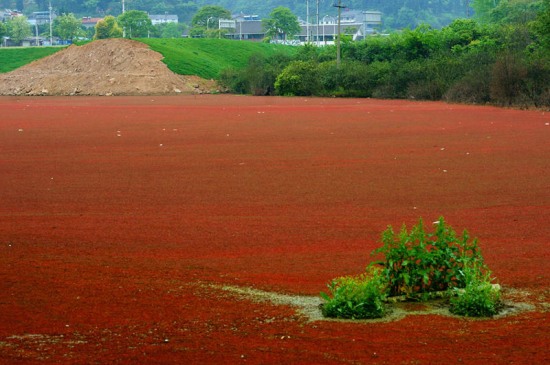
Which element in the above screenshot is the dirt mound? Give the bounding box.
[0,38,219,96]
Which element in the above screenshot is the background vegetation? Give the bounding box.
[1,1,548,108]
[221,0,550,108]
[0,0,473,29]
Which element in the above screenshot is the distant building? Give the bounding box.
[225,19,263,41]
[82,17,103,29]
[363,11,383,34]
[28,10,57,26]
[21,36,45,47]
[234,14,260,22]
[2,9,23,21]
[299,10,382,43]
[224,10,382,43]
[219,18,236,30]
[149,14,178,25]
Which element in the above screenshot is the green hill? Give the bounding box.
[139,38,296,80]
[0,47,65,73]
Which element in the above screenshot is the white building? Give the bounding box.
[28,10,57,26]
[149,14,178,25]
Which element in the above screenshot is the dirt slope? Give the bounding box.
[0,38,219,96]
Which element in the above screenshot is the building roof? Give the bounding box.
[149,14,178,22]
[82,17,103,26]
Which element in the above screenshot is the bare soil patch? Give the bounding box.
[211,283,535,323]
[0,39,219,96]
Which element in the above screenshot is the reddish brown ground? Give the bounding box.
[0,95,548,364]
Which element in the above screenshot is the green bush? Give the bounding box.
[450,263,502,317]
[321,217,503,319]
[444,66,493,104]
[220,52,292,95]
[490,52,528,106]
[218,67,248,94]
[523,55,550,108]
[374,217,483,298]
[317,61,340,93]
[248,53,292,96]
[320,267,387,319]
[274,60,320,96]
[317,61,373,97]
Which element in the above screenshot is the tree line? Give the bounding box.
[0,5,301,45]
[0,10,185,44]
[0,0,474,30]
[220,0,550,108]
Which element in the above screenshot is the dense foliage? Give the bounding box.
[321,217,502,319]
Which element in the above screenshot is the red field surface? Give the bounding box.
[0,95,548,364]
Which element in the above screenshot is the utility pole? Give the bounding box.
[333,0,345,67]
[316,0,319,46]
[49,1,52,45]
[306,0,309,43]
[122,0,126,37]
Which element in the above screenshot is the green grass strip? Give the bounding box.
[139,38,296,80]
[0,46,65,73]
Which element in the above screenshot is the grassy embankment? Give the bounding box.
[0,47,64,73]
[0,39,296,79]
[139,38,296,80]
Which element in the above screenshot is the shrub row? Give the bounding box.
[219,16,550,108]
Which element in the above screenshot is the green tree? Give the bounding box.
[275,60,320,96]
[262,6,301,41]
[93,15,122,40]
[0,21,7,41]
[471,0,501,23]
[118,10,152,38]
[396,6,417,28]
[488,0,543,24]
[190,5,231,38]
[53,13,83,41]
[531,0,550,51]
[154,22,183,39]
[441,19,483,49]
[7,15,32,44]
